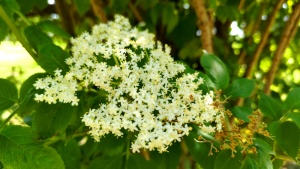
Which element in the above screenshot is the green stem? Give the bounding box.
[0,5,37,60]
[112,55,120,66]
[0,105,19,130]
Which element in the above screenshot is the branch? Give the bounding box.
[0,6,37,60]
[244,0,285,78]
[190,0,213,53]
[128,1,143,22]
[91,0,107,23]
[264,1,300,94]
[238,2,266,65]
[55,0,76,36]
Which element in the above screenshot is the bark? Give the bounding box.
[128,1,143,22]
[91,0,107,23]
[264,1,300,94]
[244,0,285,78]
[55,0,76,36]
[190,0,213,53]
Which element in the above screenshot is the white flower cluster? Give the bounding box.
[34,15,223,153]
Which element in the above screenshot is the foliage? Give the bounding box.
[1,0,300,168]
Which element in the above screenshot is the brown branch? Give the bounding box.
[244,0,285,78]
[238,3,266,64]
[128,1,143,22]
[264,1,300,94]
[238,0,246,11]
[190,0,213,53]
[55,0,76,36]
[91,0,107,23]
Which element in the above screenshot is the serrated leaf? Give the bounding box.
[0,126,64,169]
[214,149,241,169]
[33,103,76,139]
[74,0,90,16]
[19,73,47,116]
[286,113,300,128]
[0,78,18,111]
[231,106,252,122]
[275,121,299,158]
[52,139,81,169]
[38,20,71,40]
[37,44,70,74]
[200,52,230,89]
[24,25,53,52]
[258,94,283,120]
[285,88,300,111]
[88,155,123,169]
[225,78,255,99]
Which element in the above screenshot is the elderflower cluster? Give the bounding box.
[33,15,224,153]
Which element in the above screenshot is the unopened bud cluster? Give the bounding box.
[34,15,224,153]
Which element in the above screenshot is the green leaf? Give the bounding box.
[52,139,81,169]
[257,148,273,169]
[254,138,274,155]
[200,52,230,89]
[94,133,126,156]
[162,2,178,34]
[37,44,70,74]
[285,87,300,111]
[0,78,18,111]
[231,106,252,122]
[19,73,47,116]
[74,0,90,16]
[184,128,216,169]
[241,155,259,169]
[88,155,123,169]
[0,126,64,169]
[24,25,53,52]
[0,18,8,42]
[33,103,76,139]
[0,0,20,18]
[225,78,255,99]
[214,149,241,169]
[38,20,71,40]
[274,121,299,158]
[126,154,158,169]
[33,0,48,10]
[149,142,181,169]
[258,94,283,120]
[286,112,300,128]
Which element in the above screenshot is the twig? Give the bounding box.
[190,0,213,53]
[264,1,300,94]
[0,6,37,60]
[91,0,108,23]
[128,1,143,22]
[244,0,285,78]
[0,106,19,130]
[238,2,266,65]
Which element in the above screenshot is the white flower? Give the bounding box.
[34,15,224,153]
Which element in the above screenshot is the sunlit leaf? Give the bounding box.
[0,126,64,169]
[258,94,283,120]
[0,78,18,111]
[200,52,230,89]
